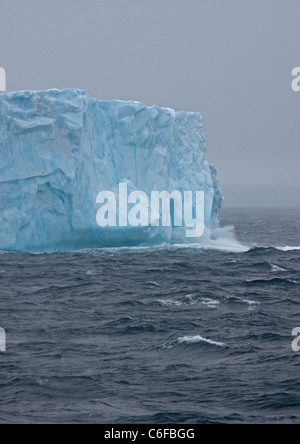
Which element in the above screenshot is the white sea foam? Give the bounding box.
[200,299,220,307]
[146,281,161,287]
[185,294,220,308]
[225,296,260,306]
[160,335,227,350]
[269,262,286,272]
[241,299,260,306]
[177,335,226,347]
[169,226,250,253]
[276,246,300,252]
[156,295,220,308]
[157,299,183,307]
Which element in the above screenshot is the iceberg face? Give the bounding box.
[0,89,223,253]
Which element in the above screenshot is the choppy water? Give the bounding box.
[0,208,300,424]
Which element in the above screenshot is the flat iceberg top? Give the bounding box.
[0,88,223,253]
[0,88,202,117]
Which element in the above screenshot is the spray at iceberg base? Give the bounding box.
[0,89,223,253]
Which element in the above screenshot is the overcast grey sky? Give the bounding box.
[0,0,300,204]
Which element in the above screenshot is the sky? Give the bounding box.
[0,0,299,206]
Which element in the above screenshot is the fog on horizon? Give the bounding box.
[1,0,300,206]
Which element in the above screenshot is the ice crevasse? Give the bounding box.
[0,89,223,253]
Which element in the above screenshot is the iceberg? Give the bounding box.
[0,89,223,253]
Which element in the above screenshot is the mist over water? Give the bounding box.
[0,208,300,424]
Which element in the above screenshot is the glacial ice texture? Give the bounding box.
[0,89,223,253]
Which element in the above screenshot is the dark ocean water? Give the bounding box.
[0,207,300,424]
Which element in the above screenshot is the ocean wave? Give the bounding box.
[177,336,227,347]
[159,335,227,350]
[224,296,260,306]
[154,295,220,308]
[146,281,161,287]
[269,262,287,272]
[246,245,300,255]
[275,246,300,252]
[72,232,300,256]
[156,299,183,307]
[185,294,220,308]
[246,277,299,286]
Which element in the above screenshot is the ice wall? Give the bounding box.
[0,89,223,252]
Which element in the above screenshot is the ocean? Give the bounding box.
[0,207,300,424]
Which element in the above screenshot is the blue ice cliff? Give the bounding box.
[0,89,223,253]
